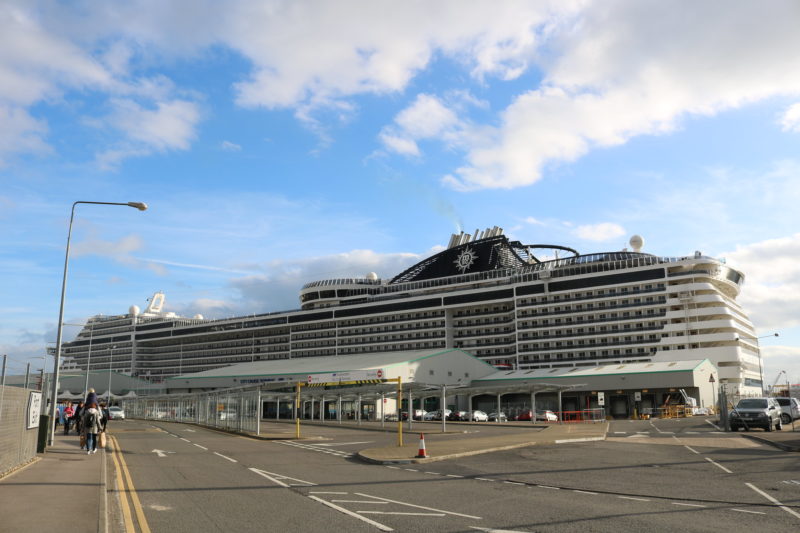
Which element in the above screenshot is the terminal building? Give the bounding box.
[163,349,718,420]
[53,227,762,397]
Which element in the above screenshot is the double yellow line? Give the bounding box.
[109,435,151,533]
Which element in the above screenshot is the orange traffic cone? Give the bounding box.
[416,433,428,458]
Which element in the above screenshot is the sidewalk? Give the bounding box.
[740,423,800,452]
[0,433,106,532]
[358,422,608,464]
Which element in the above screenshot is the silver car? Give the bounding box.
[729,397,782,431]
[774,397,800,424]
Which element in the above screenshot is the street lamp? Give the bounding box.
[49,201,148,446]
[107,344,116,404]
[63,322,94,399]
[735,332,779,396]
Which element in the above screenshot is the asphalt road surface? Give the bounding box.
[108,417,800,532]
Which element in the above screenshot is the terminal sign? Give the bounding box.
[597,392,605,406]
[307,369,385,384]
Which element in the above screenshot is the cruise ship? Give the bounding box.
[53,227,764,395]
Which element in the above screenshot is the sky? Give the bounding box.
[1,0,799,387]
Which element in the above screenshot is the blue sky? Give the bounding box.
[1,0,799,386]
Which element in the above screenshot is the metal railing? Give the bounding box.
[120,387,262,434]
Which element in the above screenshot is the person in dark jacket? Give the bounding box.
[73,401,85,441]
[85,388,98,409]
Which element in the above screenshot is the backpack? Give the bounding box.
[85,411,97,428]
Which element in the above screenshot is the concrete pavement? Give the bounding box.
[0,433,106,533]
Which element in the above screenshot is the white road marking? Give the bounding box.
[475,478,495,482]
[151,449,175,458]
[404,468,419,472]
[446,474,464,478]
[193,443,207,450]
[309,492,348,495]
[706,420,722,431]
[686,431,699,434]
[185,429,195,432]
[684,445,700,454]
[313,442,373,447]
[470,526,525,533]
[307,495,393,532]
[213,452,237,463]
[358,511,445,517]
[180,438,190,442]
[503,481,524,486]
[385,466,400,470]
[332,500,388,504]
[705,458,733,474]
[573,490,598,495]
[672,502,706,508]
[619,496,650,502]
[424,472,440,475]
[613,432,627,434]
[537,485,560,490]
[354,492,482,519]
[731,508,765,515]
[248,468,317,488]
[745,482,800,519]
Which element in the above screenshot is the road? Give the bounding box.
[108,417,800,532]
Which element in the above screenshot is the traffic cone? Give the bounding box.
[416,433,428,458]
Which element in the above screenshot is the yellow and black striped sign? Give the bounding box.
[306,379,384,388]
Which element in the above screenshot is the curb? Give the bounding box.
[741,434,800,452]
[357,433,608,465]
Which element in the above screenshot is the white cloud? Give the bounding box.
[724,233,800,331]
[379,92,478,157]
[780,102,800,133]
[0,105,50,165]
[220,140,241,151]
[573,222,625,242]
[225,248,422,314]
[445,1,800,189]
[95,98,201,168]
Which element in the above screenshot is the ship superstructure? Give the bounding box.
[53,227,763,395]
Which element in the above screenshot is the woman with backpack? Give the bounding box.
[82,401,103,455]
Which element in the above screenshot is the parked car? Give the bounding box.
[488,411,508,422]
[108,406,125,420]
[516,409,558,422]
[423,409,451,421]
[384,413,399,422]
[729,397,782,431]
[412,409,427,420]
[773,397,800,424]
[470,410,489,422]
[447,410,468,421]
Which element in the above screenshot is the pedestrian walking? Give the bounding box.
[63,402,74,435]
[73,401,85,447]
[82,402,104,454]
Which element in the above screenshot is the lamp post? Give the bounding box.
[737,332,779,396]
[64,322,94,399]
[49,201,147,446]
[108,345,116,404]
[755,333,779,396]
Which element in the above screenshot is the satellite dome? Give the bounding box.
[193,314,204,320]
[366,272,378,281]
[629,235,644,253]
[129,305,140,316]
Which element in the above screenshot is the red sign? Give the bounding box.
[307,375,312,384]
[377,369,383,379]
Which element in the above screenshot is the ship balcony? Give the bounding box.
[519,337,657,353]
[452,308,515,319]
[454,338,517,349]
[453,328,515,339]
[518,324,662,341]
[337,323,443,337]
[453,316,515,327]
[515,286,666,308]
